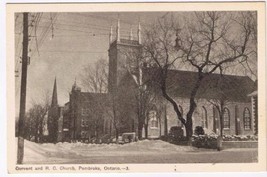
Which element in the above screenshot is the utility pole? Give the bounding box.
[17,12,29,164]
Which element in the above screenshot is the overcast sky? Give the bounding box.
[15,11,257,116]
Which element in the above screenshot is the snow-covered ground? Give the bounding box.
[21,139,193,163]
[18,139,257,164]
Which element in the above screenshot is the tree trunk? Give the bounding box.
[220,114,224,136]
[159,69,203,140]
[34,134,38,143]
[35,117,40,143]
[185,117,193,139]
[144,124,148,139]
[164,105,168,136]
[35,125,39,143]
[39,125,43,143]
[137,123,143,139]
[184,75,203,139]
[115,128,119,140]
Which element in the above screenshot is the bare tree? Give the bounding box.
[205,76,231,136]
[120,45,163,139]
[88,93,124,141]
[24,90,50,143]
[80,58,108,93]
[143,12,256,139]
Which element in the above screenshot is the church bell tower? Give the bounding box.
[108,19,142,94]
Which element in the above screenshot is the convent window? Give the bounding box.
[148,110,158,128]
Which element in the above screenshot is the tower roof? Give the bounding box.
[51,77,58,107]
[72,78,81,92]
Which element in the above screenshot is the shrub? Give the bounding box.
[192,134,220,149]
[194,126,205,135]
[168,126,185,143]
[160,135,168,142]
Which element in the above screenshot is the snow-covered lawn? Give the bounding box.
[19,139,257,164]
[21,139,193,163]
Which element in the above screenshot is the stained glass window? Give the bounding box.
[243,107,251,130]
[202,106,208,128]
[223,108,230,129]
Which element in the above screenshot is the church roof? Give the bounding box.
[79,92,110,104]
[142,68,256,102]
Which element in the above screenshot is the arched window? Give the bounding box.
[148,110,158,128]
[223,108,230,129]
[243,107,251,130]
[201,106,208,128]
[213,106,217,132]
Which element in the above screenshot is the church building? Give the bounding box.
[51,19,257,142]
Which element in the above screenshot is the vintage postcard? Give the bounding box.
[6,2,266,173]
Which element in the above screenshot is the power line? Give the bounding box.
[16,13,52,77]
[74,13,139,26]
[37,13,58,52]
[34,13,42,56]
[39,50,107,54]
[74,13,150,28]
[19,12,141,63]
[38,21,126,33]
[30,13,59,59]
[54,26,92,34]
[15,13,38,77]
[34,16,51,50]
[55,22,110,32]
[53,33,109,37]
[41,15,136,33]
[36,24,131,37]
[15,23,23,66]
[41,15,111,30]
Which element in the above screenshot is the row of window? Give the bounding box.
[81,107,252,130]
[222,107,251,130]
[202,107,252,130]
[148,106,252,130]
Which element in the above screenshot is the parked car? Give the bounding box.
[122,132,136,143]
[117,136,124,144]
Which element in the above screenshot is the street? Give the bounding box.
[22,139,258,164]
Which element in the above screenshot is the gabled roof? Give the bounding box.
[142,67,256,102]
